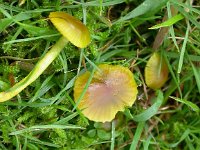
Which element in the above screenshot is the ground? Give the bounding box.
[0,0,200,149]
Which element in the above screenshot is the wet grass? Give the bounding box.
[0,0,200,149]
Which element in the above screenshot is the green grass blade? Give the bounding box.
[166,51,200,62]
[133,90,163,122]
[100,50,128,62]
[172,2,200,29]
[83,53,101,72]
[130,121,145,150]
[59,50,68,87]
[163,52,182,102]
[3,34,59,44]
[169,129,190,147]
[0,18,13,33]
[73,51,101,111]
[185,137,196,150]
[72,67,95,111]
[8,120,21,150]
[54,112,78,125]
[116,0,168,23]
[178,21,190,73]
[65,93,89,125]
[9,124,84,135]
[17,22,57,37]
[143,135,152,150]
[170,0,200,15]
[1,101,52,107]
[0,6,12,18]
[110,121,115,150]
[4,26,23,52]
[167,2,180,52]
[170,96,199,112]
[190,62,200,94]
[84,0,124,6]
[30,74,55,102]
[149,14,184,29]
[49,77,76,105]
[21,135,60,148]
[0,7,36,33]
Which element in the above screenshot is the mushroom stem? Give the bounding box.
[0,36,68,102]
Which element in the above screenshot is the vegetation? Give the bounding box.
[0,0,200,149]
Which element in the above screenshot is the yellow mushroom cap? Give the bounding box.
[145,52,169,89]
[74,64,138,122]
[49,12,90,48]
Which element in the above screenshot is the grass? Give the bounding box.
[0,0,200,149]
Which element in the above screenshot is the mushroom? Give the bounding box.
[145,52,169,89]
[0,12,90,102]
[74,64,138,122]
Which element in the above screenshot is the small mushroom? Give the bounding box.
[74,64,138,122]
[49,12,90,48]
[145,52,169,89]
[0,12,90,102]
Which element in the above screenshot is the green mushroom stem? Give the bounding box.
[0,36,68,102]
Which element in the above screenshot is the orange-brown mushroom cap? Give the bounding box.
[74,64,138,122]
[145,52,169,89]
[49,12,90,48]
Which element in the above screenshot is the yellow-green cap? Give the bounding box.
[49,12,90,48]
[145,52,169,89]
[74,64,138,122]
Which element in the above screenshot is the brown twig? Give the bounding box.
[152,6,178,50]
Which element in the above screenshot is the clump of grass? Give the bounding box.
[0,0,200,149]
